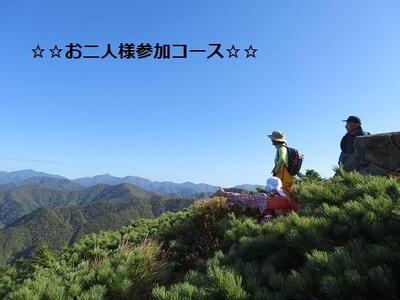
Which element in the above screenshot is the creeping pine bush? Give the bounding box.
[0,197,239,299]
[154,172,400,300]
[7,240,169,300]
[2,171,400,299]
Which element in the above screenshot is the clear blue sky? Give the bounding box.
[1,1,399,186]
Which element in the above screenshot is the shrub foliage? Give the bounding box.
[1,171,400,299]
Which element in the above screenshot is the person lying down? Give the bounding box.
[216,177,301,218]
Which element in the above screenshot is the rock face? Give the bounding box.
[343,132,400,175]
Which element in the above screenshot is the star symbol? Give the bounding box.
[50,45,62,58]
[244,45,257,58]
[226,45,240,58]
[32,45,44,58]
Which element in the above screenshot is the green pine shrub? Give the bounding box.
[155,172,400,299]
[1,171,400,299]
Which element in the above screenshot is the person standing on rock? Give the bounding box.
[339,116,369,166]
[268,131,294,192]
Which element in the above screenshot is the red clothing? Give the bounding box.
[225,192,301,215]
[265,194,301,216]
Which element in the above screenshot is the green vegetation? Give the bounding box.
[1,171,399,299]
[0,183,154,226]
[0,184,195,266]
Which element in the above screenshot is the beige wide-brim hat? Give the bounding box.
[267,131,286,142]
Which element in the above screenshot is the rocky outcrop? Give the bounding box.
[343,132,400,175]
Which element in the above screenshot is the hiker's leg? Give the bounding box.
[276,166,294,193]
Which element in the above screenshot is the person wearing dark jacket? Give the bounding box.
[339,115,368,165]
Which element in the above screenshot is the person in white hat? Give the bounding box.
[265,176,286,196]
[267,131,294,192]
[216,176,300,218]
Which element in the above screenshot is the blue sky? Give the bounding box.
[1,1,399,186]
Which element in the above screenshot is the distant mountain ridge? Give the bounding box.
[0,183,195,265]
[73,173,218,196]
[0,181,154,226]
[0,170,262,266]
[0,170,261,266]
[0,169,261,196]
[0,169,65,185]
[0,176,84,192]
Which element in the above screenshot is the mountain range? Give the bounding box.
[0,170,222,196]
[0,169,260,265]
[73,173,219,196]
[0,182,195,265]
[0,169,261,196]
[0,169,64,185]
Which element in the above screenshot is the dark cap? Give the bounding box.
[342,115,361,124]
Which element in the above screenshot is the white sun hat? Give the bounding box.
[265,177,286,196]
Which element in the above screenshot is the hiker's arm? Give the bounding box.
[274,146,287,174]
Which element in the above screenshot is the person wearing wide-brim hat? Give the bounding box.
[267,131,294,192]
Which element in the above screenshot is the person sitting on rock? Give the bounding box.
[339,115,369,167]
[216,177,301,219]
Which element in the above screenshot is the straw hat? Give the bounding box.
[267,131,286,143]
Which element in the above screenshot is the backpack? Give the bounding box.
[284,146,304,176]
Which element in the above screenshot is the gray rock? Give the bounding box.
[344,132,400,175]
